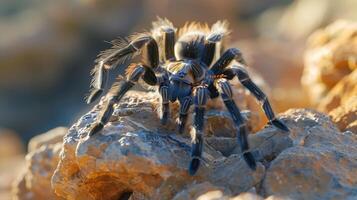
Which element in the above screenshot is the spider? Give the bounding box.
[85,18,289,175]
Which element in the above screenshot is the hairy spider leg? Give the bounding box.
[88,64,156,136]
[210,48,246,74]
[201,38,217,67]
[87,33,159,104]
[231,66,289,132]
[159,84,170,125]
[163,28,176,61]
[177,96,192,134]
[215,79,257,170]
[189,85,209,175]
[210,47,289,132]
[151,17,176,61]
[201,26,227,67]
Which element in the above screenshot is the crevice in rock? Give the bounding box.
[118,191,133,200]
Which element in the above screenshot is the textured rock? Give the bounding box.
[318,70,357,132]
[174,184,264,200]
[329,96,357,133]
[12,127,67,200]
[15,93,357,199]
[318,69,357,113]
[51,92,265,200]
[258,109,357,200]
[172,182,231,200]
[302,20,357,105]
[28,127,68,152]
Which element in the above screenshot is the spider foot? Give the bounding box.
[243,151,256,170]
[188,157,201,175]
[88,123,104,137]
[270,119,289,132]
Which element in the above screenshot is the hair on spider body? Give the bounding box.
[86,17,290,175]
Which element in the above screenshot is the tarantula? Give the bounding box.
[86,18,289,175]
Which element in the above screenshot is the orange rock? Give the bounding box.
[261,109,357,200]
[318,68,357,113]
[302,20,357,105]
[329,97,357,133]
[318,61,357,132]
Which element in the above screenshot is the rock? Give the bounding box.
[173,184,266,200]
[230,192,264,200]
[16,92,357,199]
[233,109,338,160]
[317,69,357,132]
[12,127,68,200]
[329,97,357,133]
[302,20,357,105]
[28,127,68,152]
[172,182,231,200]
[318,69,357,113]
[51,92,265,200]
[254,109,357,200]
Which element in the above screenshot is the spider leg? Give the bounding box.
[210,48,246,74]
[177,96,192,134]
[210,47,289,132]
[88,64,147,136]
[87,33,159,104]
[215,78,256,170]
[201,20,229,67]
[163,28,176,61]
[189,85,209,175]
[159,84,170,125]
[151,17,176,61]
[225,66,289,132]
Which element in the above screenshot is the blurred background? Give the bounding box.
[1,0,356,199]
[1,0,356,150]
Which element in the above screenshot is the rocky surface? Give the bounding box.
[302,20,356,133]
[50,92,266,200]
[318,69,357,132]
[12,127,68,200]
[260,110,357,200]
[302,20,357,105]
[13,91,357,200]
[328,98,356,133]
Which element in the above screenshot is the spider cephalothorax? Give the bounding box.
[86,18,289,175]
